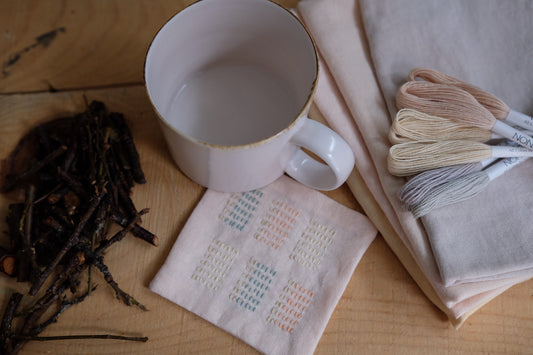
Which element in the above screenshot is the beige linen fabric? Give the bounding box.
[359,0,533,285]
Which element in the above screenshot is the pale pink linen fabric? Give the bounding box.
[150,175,377,355]
[297,0,532,319]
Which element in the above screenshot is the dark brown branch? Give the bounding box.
[92,194,111,245]
[2,145,67,192]
[116,179,138,220]
[90,255,147,311]
[29,191,105,296]
[21,291,61,336]
[88,195,111,292]
[61,141,77,173]
[0,292,23,352]
[5,203,24,248]
[18,252,85,319]
[33,183,60,204]
[23,185,39,278]
[45,185,69,204]
[43,216,64,233]
[16,334,148,342]
[95,208,148,255]
[109,112,146,184]
[57,169,86,199]
[15,186,37,283]
[30,288,94,336]
[112,145,135,190]
[110,212,158,246]
[46,252,86,297]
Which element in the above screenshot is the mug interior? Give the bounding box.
[145,0,317,146]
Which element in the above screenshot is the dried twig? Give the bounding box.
[16,334,148,342]
[0,101,155,354]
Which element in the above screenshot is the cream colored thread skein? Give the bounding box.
[407,68,533,131]
[389,108,495,144]
[387,140,533,176]
[396,81,533,150]
[398,139,513,205]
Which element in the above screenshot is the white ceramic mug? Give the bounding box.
[145,0,354,192]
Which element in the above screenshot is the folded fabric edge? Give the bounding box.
[343,166,533,329]
[343,166,466,326]
[445,266,533,288]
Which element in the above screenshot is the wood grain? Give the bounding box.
[0,0,299,94]
[0,0,532,354]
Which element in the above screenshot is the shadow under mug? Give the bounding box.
[145,0,354,192]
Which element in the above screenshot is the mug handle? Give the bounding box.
[285,117,355,191]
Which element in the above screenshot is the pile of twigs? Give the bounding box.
[0,101,156,354]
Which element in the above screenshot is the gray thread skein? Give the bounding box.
[399,155,501,205]
[410,157,527,218]
[409,171,490,218]
[399,162,483,206]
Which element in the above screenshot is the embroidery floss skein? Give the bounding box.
[396,81,533,150]
[389,109,499,144]
[408,68,533,131]
[398,136,513,204]
[398,158,496,206]
[387,140,533,176]
[409,157,528,218]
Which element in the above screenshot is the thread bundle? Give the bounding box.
[409,157,527,218]
[409,67,533,130]
[398,160,494,206]
[389,109,501,144]
[388,68,531,217]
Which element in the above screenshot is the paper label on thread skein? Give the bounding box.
[492,120,533,149]
[505,109,533,129]
[490,145,533,158]
[479,157,498,168]
[484,156,528,181]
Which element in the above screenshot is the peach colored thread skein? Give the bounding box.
[395,81,533,150]
[396,81,495,130]
[407,68,509,119]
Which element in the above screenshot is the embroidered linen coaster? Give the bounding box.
[150,175,376,355]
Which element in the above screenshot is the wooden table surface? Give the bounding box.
[0,1,532,354]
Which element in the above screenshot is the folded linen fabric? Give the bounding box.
[309,48,528,323]
[359,0,533,285]
[297,0,533,322]
[150,175,376,355]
